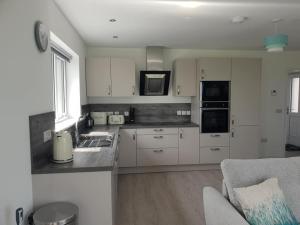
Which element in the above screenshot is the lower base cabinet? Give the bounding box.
[178,128,199,164]
[137,148,179,166]
[230,125,260,159]
[200,147,229,164]
[32,171,117,225]
[118,129,137,167]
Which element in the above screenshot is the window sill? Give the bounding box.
[55,118,76,132]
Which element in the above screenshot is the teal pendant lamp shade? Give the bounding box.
[264,34,288,52]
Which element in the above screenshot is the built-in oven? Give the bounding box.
[201,107,229,133]
[201,81,229,102]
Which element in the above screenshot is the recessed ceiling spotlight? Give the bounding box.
[231,16,248,24]
[113,35,118,39]
[109,19,117,22]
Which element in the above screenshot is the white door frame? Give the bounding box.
[284,70,300,146]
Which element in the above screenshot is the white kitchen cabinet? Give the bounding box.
[178,127,199,165]
[86,57,136,97]
[200,147,230,164]
[231,58,261,126]
[118,129,137,167]
[137,147,179,166]
[32,171,117,225]
[197,57,231,81]
[173,59,197,96]
[230,126,260,159]
[86,57,111,97]
[111,58,136,96]
[137,134,178,149]
[200,133,230,147]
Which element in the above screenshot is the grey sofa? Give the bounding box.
[203,157,300,225]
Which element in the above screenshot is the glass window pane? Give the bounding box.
[291,77,299,113]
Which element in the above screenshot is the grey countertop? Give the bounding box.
[121,122,199,129]
[32,126,120,174]
[32,122,198,175]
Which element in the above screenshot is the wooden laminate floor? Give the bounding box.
[117,170,223,225]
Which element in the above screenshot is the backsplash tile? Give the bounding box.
[90,103,191,123]
[29,111,55,170]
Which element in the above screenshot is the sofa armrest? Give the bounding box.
[203,187,249,225]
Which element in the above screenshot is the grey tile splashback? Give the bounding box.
[90,103,191,123]
[29,111,55,170]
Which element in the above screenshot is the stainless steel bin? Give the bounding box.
[33,202,78,225]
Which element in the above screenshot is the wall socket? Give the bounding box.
[181,110,187,116]
[43,130,52,143]
[177,110,182,116]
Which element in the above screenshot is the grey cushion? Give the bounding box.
[221,158,300,221]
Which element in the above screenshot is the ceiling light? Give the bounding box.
[158,1,204,8]
[109,19,117,22]
[264,19,288,52]
[231,16,248,24]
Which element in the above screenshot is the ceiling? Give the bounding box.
[54,0,300,50]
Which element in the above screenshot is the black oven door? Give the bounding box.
[201,109,229,133]
[201,81,229,102]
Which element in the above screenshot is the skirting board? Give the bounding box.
[118,164,220,174]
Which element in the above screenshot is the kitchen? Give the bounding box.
[2,1,300,225]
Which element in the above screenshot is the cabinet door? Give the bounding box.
[230,126,260,159]
[178,128,199,164]
[198,57,231,81]
[86,57,111,97]
[174,59,197,96]
[118,129,137,167]
[111,58,136,96]
[231,58,261,126]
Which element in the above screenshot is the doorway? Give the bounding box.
[286,71,300,157]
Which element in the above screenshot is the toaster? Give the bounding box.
[108,115,125,125]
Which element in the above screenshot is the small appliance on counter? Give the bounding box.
[85,113,94,128]
[53,131,73,163]
[129,106,135,123]
[108,115,125,125]
[91,112,107,125]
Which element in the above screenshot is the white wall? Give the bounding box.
[0,0,86,224]
[87,47,300,158]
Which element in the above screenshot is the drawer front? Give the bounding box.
[137,128,178,135]
[200,147,229,164]
[200,133,230,147]
[137,134,178,149]
[137,148,178,166]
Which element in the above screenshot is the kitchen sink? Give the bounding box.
[77,133,114,148]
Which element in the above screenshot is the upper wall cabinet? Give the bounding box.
[173,59,197,96]
[231,58,261,126]
[86,57,111,97]
[197,57,231,81]
[86,57,136,97]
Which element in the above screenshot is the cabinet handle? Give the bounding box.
[201,69,205,80]
[180,129,183,139]
[133,134,136,141]
[231,131,235,138]
[210,134,221,138]
[132,86,135,96]
[210,148,221,151]
[153,128,163,132]
[108,85,111,96]
[153,135,164,139]
[153,149,164,153]
[232,120,235,125]
[177,85,180,95]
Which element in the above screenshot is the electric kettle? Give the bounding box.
[53,131,73,163]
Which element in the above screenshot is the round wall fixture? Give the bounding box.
[34,21,49,52]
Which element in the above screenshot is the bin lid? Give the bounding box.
[33,202,78,225]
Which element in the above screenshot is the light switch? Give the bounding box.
[43,130,52,143]
[114,111,119,115]
[177,110,182,116]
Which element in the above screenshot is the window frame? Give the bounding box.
[52,50,69,123]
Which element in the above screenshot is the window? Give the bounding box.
[289,74,300,114]
[52,51,68,122]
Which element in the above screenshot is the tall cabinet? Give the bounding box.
[230,58,261,159]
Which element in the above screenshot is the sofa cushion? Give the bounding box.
[234,177,298,225]
[221,158,300,221]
